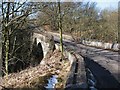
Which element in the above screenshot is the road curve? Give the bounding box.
[52,34,120,89]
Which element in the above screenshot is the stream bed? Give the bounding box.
[45,75,58,89]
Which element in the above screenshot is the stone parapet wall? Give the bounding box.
[55,43,87,89]
[82,40,119,51]
[48,32,119,51]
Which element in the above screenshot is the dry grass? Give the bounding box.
[0,50,71,89]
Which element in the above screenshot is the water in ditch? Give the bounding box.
[45,75,58,89]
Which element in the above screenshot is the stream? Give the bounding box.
[45,75,58,89]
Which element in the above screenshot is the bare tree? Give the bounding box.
[58,1,63,60]
[1,1,36,77]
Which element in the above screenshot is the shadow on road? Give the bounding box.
[84,56,120,89]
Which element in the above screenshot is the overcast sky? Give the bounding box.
[83,0,119,10]
[0,0,119,11]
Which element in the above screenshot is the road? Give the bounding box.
[52,34,120,89]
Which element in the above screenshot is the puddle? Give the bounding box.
[45,75,58,89]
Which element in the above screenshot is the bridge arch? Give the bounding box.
[32,32,55,57]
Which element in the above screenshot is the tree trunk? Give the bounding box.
[4,2,10,77]
[58,1,63,61]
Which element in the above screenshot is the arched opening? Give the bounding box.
[36,42,44,63]
[31,38,44,67]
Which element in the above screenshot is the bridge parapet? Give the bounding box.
[55,44,87,89]
[82,40,119,51]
